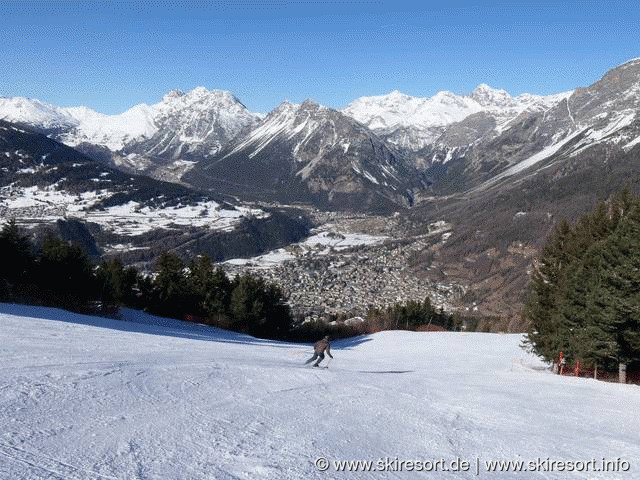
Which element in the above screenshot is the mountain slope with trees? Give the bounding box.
[523,190,640,377]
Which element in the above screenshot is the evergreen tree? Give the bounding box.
[524,191,640,370]
[229,273,291,338]
[0,219,35,291]
[95,258,138,306]
[37,235,95,306]
[152,252,190,318]
[187,256,232,319]
[203,266,232,319]
[583,215,640,365]
[524,219,575,361]
[558,241,618,367]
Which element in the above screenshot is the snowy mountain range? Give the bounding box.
[0,83,570,163]
[0,88,259,181]
[0,120,309,263]
[2,59,640,213]
[184,99,425,211]
[342,85,572,150]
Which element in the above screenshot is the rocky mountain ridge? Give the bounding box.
[184,99,426,211]
[0,88,259,182]
[431,58,640,196]
[342,84,572,152]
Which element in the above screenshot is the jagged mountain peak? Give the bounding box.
[299,98,328,111]
[158,86,249,112]
[260,99,333,129]
[0,88,260,176]
[163,89,186,100]
[470,84,514,108]
[185,96,421,211]
[268,99,300,115]
[472,83,494,92]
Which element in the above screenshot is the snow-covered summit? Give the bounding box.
[0,96,78,130]
[158,86,249,114]
[0,87,259,153]
[342,85,572,149]
[343,89,480,132]
[226,98,339,152]
[470,84,515,108]
[515,91,574,110]
[60,103,158,151]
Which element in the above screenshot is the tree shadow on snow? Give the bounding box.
[0,303,293,349]
[333,336,373,349]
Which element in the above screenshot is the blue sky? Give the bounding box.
[1,0,639,114]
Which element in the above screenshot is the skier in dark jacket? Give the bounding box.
[305,335,333,367]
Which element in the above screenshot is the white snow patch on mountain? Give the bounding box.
[499,131,583,176]
[624,134,640,151]
[61,104,158,151]
[224,101,306,159]
[343,87,573,149]
[470,130,585,193]
[0,185,264,236]
[225,226,389,268]
[1,303,639,479]
[0,96,78,129]
[585,111,637,143]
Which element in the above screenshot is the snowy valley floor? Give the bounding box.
[1,304,639,479]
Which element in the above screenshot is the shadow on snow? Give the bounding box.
[0,303,374,351]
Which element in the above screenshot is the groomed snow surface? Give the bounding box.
[1,304,638,479]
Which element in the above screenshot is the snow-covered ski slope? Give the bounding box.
[1,304,638,479]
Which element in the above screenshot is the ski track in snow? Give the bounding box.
[1,303,639,479]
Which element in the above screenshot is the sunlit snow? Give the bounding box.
[0,185,263,236]
[225,226,389,268]
[1,304,638,479]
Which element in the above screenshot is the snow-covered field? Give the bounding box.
[1,304,639,479]
[0,185,263,237]
[225,227,389,268]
